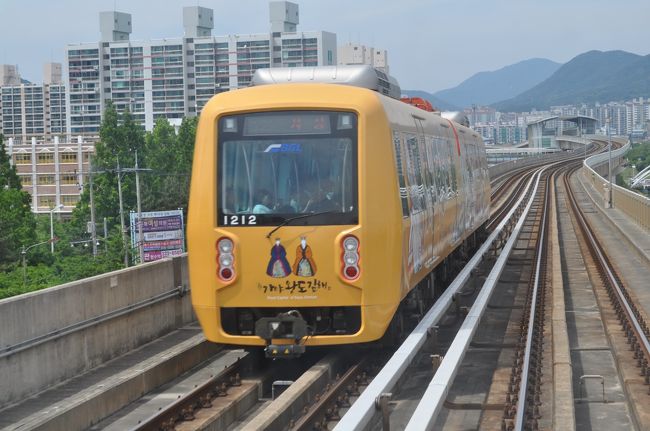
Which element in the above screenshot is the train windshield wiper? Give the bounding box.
[266,211,336,239]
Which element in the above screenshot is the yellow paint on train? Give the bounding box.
[188,83,490,349]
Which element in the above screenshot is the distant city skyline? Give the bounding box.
[1,0,650,92]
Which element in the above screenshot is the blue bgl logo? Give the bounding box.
[264,143,302,153]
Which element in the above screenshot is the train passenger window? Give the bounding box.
[217,111,358,226]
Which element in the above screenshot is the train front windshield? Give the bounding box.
[217,111,358,227]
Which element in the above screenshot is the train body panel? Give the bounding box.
[188,81,489,351]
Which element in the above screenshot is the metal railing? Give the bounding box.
[583,141,650,231]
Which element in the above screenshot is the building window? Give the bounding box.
[14,153,31,164]
[61,195,79,206]
[38,196,56,208]
[61,173,78,185]
[37,175,55,185]
[60,153,78,163]
[37,153,55,164]
[20,175,32,186]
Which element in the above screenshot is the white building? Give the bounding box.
[338,42,389,73]
[65,2,337,133]
[5,136,94,214]
[0,63,67,144]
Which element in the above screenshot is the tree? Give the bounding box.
[141,116,196,212]
[0,134,21,190]
[67,102,146,264]
[0,135,36,265]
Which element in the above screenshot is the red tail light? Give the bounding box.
[341,235,360,280]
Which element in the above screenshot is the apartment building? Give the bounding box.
[0,63,67,144]
[66,1,337,133]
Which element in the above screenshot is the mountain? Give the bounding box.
[494,50,650,112]
[400,90,460,111]
[433,58,561,108]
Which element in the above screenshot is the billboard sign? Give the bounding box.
[130,210,185,263]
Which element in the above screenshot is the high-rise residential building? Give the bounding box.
[65,1,337,133]
[0,63,67,144]
[338,42,389,73]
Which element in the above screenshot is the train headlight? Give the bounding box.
[219,254,233,267]
[218,238,234,254]
[344,252,358,266]
[343,236,358,251]
[341,235,360,281]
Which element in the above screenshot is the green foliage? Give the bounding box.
[0,134,37,266]
[626,141,650,172]
[0,135,22,190]
[495,50,650,111]
[142,116,196,212]
[0,106,197,300]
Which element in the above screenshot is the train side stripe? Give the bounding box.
[446,119,461,156]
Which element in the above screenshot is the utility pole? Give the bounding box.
[135,150,144,264]
[89,164,98,257]
[120,154,151,265]
[607,116,613,209]
[103,217,108,253]
[117,156,129,267]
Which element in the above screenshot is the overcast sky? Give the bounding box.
[1,0,649,92]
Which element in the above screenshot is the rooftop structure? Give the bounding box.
[338,42,389,73]
[0,64,21,86]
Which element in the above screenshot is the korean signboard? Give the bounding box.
[130,209,185,263]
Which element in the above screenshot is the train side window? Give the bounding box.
[392,131,410,217]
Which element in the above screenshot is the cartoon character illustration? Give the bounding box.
[266,239,292,277]
[293,237,317,277]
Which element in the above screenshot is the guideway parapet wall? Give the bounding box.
[0,255,194,407]
[583,139,650,231]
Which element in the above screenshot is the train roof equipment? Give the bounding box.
[400,97,436,112]
[441,111,471,128]
[251,65,401,99]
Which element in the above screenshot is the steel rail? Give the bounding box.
[132,359,241,431]
[565,165,650,358]
[403,166,547,431]
[513,168,551,429]
[335,166,542,431]
[292,359,368,430]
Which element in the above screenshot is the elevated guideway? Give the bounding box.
[1,136,649,431]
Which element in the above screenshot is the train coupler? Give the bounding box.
[255,313,309,358]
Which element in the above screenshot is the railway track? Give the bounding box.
[560,163,650,429]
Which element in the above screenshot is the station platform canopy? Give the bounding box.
[527,115,597,149]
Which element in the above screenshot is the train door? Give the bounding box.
[414,118,435,269]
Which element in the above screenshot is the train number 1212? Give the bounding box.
[223,215,257,226]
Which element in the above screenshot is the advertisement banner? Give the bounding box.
[130,209,185,263]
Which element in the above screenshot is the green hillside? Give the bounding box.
[493,50,650,112]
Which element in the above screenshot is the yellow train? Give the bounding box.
[188,66,490,357]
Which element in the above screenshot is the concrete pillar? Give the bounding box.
[31,137,37,211]
[54,136,61,209]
